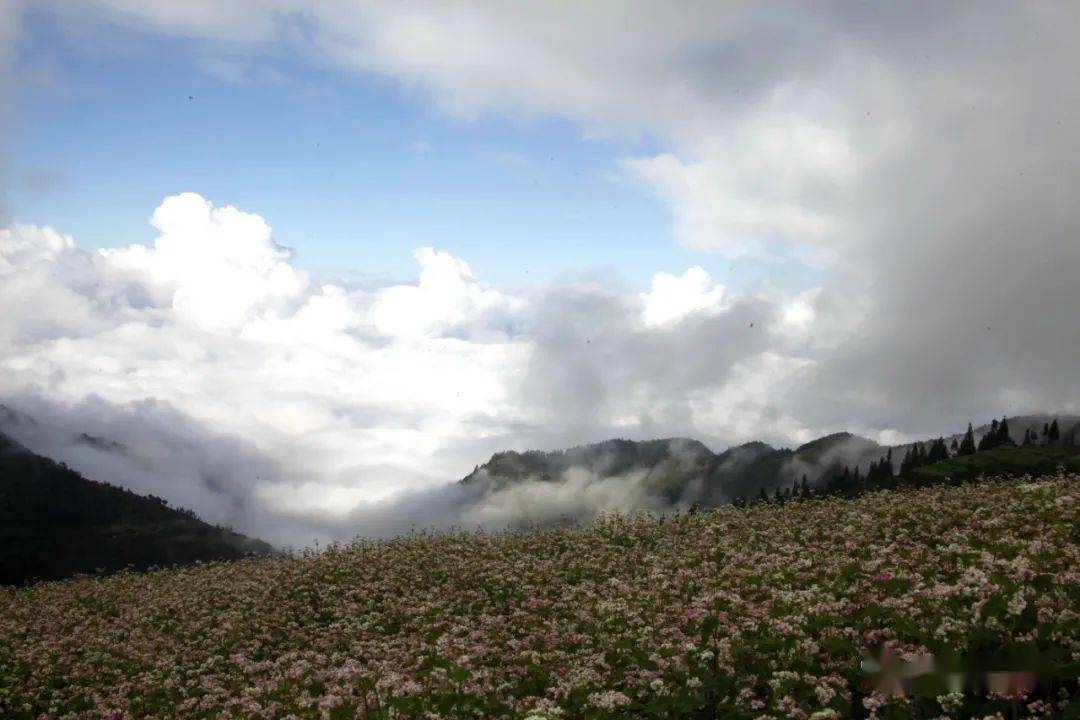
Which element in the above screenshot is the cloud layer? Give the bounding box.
[0,192,822,544]
[3,2,1080,543]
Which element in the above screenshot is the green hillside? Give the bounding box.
[462,417,1080,511]
[0,432,273,585]
[909,443,1080,484]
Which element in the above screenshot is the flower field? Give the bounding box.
[2,474,1078,719]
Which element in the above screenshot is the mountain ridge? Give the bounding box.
[461,415,1080,507]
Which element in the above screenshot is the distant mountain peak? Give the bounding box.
[795,431,871,452]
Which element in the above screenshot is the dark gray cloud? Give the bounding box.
[518,281,776,446]
[774,3,1080,436]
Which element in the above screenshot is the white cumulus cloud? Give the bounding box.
[0,192,831,543]
[640,266,725,328]
[102,192,306,333]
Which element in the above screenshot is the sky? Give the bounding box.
[1,1,1078,546]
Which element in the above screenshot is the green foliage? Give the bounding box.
[958,423,977,455]
[909,443,1080,485]
[0,433,273,585]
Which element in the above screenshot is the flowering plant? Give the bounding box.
[1,474,1077,718]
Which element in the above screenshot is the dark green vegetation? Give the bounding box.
[463,432,886,506]
[0,432,272,586]
[464,415,1080,509]
[909,443,1080,484]
[808,416,1080,502]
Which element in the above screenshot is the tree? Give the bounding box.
[866,454,893,490]
[950,437,959,453]
[837,465,852,496]
[1048,419,1061,443]
[978,419,999,451]
[1023,428,1033,446]
[927,437,949,463]
[1043,422,1050,442]
[958,423,976,455]
[997,417,1014,446]
[899,447,912,475]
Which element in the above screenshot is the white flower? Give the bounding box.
[587,690,631,710]
[936,692,964,712]
[1007,589,1028,617]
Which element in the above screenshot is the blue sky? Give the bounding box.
[8,9,820,292]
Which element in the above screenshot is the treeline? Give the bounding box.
[734,416,1073,507]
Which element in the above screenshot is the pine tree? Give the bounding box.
[1023,428,1033,446]
[950,437,959,453]
[980,420,1002,451]
[958,423,976,455]
[997,417,1013,446]
[1049,419,1061,443]
[1043,422,1050,442]
[927,437,949,463]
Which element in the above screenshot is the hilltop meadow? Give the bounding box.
[2,472,1078,719]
